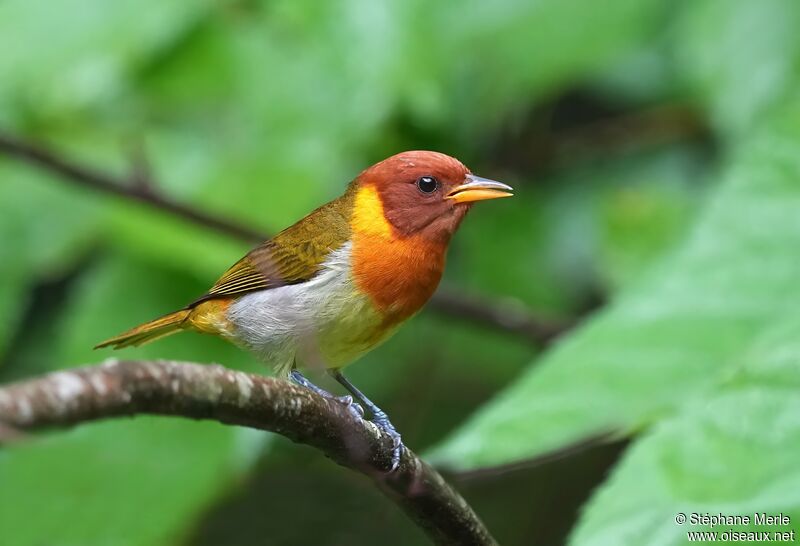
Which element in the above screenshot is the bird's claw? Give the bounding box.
[388,433,403,472]
[336,395,365,420]
[373,416,403,472]
[328,371,403,472]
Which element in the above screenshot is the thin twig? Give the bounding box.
[125,137,156,193]
[430,288,571,344]
[0,360,497,546]
[0,133,264,242]
[0,131,567,344]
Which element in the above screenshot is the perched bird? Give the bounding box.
[96,151,512,469]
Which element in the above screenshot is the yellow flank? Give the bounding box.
[94,299,235,350]
[188,299,235,338]
[352,185,393,238]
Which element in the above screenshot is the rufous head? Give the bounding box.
[354,151,512,243]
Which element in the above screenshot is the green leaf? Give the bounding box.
[410,0,668,133]
[428,96,800,470]
[595,150,703,290]
[0,0,211,119]
[673,0,800,136]
[0,163,100,276]
[0,420,243,546]
[0,254,266,546]
[570,318,800,545]
[0,163,101,361]
[0,269,27,360]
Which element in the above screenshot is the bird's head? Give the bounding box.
[353,151,512,244]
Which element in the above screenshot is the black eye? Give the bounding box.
[417,175,438,194]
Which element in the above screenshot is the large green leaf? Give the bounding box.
[428,97,800,469]
[570,317,800,544]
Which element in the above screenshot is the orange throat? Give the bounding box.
[350,185,447,324]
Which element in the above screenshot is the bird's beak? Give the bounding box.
[446,174,514,204]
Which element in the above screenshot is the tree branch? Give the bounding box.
[0,133,264,242]
[431,288,570,344]
[0,130,567,345]
[0,360,497,546]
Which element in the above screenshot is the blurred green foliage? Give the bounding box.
[573,317,800,544]
[1,0,799,545]
[431,99,800,465]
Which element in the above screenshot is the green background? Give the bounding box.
[2,0,800,544]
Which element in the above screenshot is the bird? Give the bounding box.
[96,150,513,470]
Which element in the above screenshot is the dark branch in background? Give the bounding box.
[0,131,566,345]
[489,103,709,176]
[431,289,571,345]
[0,133,264,242]
[0,360,497,546]
[126,137,157,193]
[549,104,706,162]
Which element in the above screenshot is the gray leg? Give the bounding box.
[289,369,334,397]
[290,368,364,419]
[331,370,403,471]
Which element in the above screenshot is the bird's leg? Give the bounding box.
[331,370,403,471]
[289,367,364,419]
[289,368,333,397]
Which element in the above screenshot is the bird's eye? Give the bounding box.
[416,176,439,194]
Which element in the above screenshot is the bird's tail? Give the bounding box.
[95,309,191,350]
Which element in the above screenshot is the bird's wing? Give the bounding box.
[192,194,354,304]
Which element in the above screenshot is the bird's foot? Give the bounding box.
[371,410,403,472]
[336,395,365,420]
[331,370,404,472]
[290,370,363,420]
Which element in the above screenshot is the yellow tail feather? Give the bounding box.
[95,309,191,350]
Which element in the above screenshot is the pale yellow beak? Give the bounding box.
[446,174,514,204]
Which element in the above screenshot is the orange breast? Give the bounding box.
[350,186,446,324]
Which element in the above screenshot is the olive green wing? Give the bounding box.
[193,194,353,304]
[203,237,334,297]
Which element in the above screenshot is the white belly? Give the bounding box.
[225,242,393,376]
